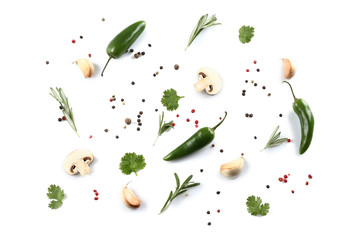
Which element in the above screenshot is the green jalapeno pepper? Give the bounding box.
[283,81,314,154]
[101,20,146,76]
[163,112,227,161]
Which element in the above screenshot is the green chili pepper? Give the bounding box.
[283,81,314,154]
[163,112,227,161]
[101,20,146,76]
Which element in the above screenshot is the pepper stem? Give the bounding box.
[212,111,227,131]
[282,81,297,101]
[101,57,112,77]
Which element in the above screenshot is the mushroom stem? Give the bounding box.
[75,160,91,177]
[194,78,212,92]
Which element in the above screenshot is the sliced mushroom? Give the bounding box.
[64,149,94,177]
[194,67,222,95]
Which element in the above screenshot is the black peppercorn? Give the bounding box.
[279,114,283,117]
[254,83,258,87]
[142,99,145,102]
[220,149,224,153]
[137,127,140,131]
[245,113,249,117]
[137,115,141,118]
[134,53,140,58]
[139,111,143,115]
[216,191,220,195]
[138,123,142,126]
[262,86,266,89]
[131,81,135,85]
[266,185,270,189]
[174,64,179,70]
[137,119,141,123]
[130,49,134,53]
[245,80,248,83]
[141,52,145,55]
[268,93,271,96]
[58,118,62,122]
[254,136,257,139]
[59,106,63,110]
[112,106,115,109]
[121,98,124,102]
[80,36,83,39]
[256,68,260,72]
[207,211,210,214]
[208,222,211,226]
[116,135,119,139]
[155,109,158,112]
[211,144,215,147]
[46,61,49,65]
[200,169,203,173]
[242,93,245,96]
[104,129,108,132]
[148,44,152,47]
[249,113,253,118]
[160,66,163,69]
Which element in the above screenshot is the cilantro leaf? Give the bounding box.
[246,195,270,216]
[238,26,255,44]
[161,89,184,111]
[47,184,65,209]
[120,152,146,176]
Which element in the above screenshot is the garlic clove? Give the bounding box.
[75,58,94,78]
[122,184,141,208]
[282,58,296,80]
[220,157,245,178]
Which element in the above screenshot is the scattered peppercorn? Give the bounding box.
[46,61,49,65]
[116,135,119,139]
[305,181,309,186]
[245,113,249,117]
[155,71,159,75]
[308,174,313,179]
[80,36,83,39]
[245,80,248,83]
[72,39,76,44]
[153,73,156,77]
[112,106,115,109]
[195,120,199,124]
[122,102,125,105]
[131,81,135,85]
[95,192,99,196]
[284,175,288,178]
[134,53,140,58]
[279,177,283,182]
[254,83,258,87]
[155,109,158,112]
[160,66,163,69]
[220,149,224,153]
[200,169,203,173]
[110,98,113,102]
[191,109,195,113]
[137,115,141,118]
[174,64,179,70]
[139,111,143,115]
[148,44,152,47]
[251,80,254,84]
[101,18,105,21]
[94,197,99,200]
[171,123,175,127]
[137,127,140,131]
[138,123,142,126]
[88,53,92,58]
[291,190,295,194]
[58,118,62,122]
[279,114,283,117]
[253,60,257,64]
[256,68,260,72]
[104,129,108,132]
[137,119,141,123]
[262,86,266,89]
[266,185,270,189]
[186,118,190,122]
[217,209,220,213]
[142,99,145,102]
[89,135,93,139]
[284,179,288,183]
[249,113,253,118]
[59,106,63,110]
[93,190,97,193]
[195,124,198,128]
[216,191,220,195]
[211,144,215,148]
[176,114,179,117]
[246,69,249,72]
[141,52,145,55]
[62,116,66,120]
[254,136,257,139]
[287,139,291,142]
[208,222,211,226]
[129,49,134,53]
[121,98,124,102]
[268,93,271,96]
[242,93,245,96]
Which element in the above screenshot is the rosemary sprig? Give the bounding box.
[49,87,79,137]
[153,111,173,146]
[185,14,221,50]
[262,125,287,150]
[159,173,200,214]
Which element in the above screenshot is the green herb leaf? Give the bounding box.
[161,89,184,111]
[153,112,174,146]
[246,195,270,216]
[49,87,79,137]
[186,14,221,50]
[47,184,65,209]
[119,152,146,176]
[238,26,255,44]
[263,125,288,150]
[159,173,200,214]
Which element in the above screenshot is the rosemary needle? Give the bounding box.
[153,111,173,146]
[262,125,287,150]
[49,87,79,137]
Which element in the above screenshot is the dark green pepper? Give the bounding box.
[283,81,314,154]
[101,21,146,76]
[163,112,227,161]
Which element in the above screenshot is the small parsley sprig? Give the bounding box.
[161,88,184,111]
[262,125,288,150]
[185,14,221,50]
[49,87,79,137]
[238,25,255,44]
[119,152,146,176]
[246,195,270,216]
[47,184,65,209]
[159,173,200,214]
[153,111,173,146]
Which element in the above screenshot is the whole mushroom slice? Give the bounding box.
[64,149,94,177]
[194,67,222,95]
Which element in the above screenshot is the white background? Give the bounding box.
[1,0,359,239]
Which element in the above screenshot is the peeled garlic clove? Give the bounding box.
[122,184,141,208]
[220,157,245,178]
[75,58,94,78]
[282,58,296,80]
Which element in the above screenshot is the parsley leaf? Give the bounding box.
[47,184,65,209]
[238,26,255,44]
[120,152,146,176]
[161,89,184,111]
[246,195,270,216]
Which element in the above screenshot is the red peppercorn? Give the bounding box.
[287,139,291,142]
[62,116,66,120]
[186,118,190,122]
[246,69,249,72]
[95,192,99,196]
[88,53,92,58]
[253,60,257,64]
[172,123,176,127]
[176,114,179,117]
[291,190,295,194]
[241,153,244,156]
[191,109,195,113]
[89,135,93,139]
[279,177,283,182]
[305,181,309,186]
[93,190,97,192]
[284,175,288,178]
[110,98,113,102]
[94,197,99,200]
[288,174,290,176]
[195,124,198,128]
[308,174,313,179]
[219,117,222,120]
[217,209,220,213]
[284,179,288,183]
[72,39,76,44]
[195,120,199,124]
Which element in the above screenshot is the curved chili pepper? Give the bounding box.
[163,112,227,161]
[283,81,314,154]
[101,21,146,76]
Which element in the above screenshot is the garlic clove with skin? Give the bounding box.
[220,157,245,178]
[75,58,94,78]
[282,58,296,80]
[122,183,141,208]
